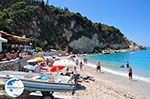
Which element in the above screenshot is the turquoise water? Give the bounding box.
[87,48,150,78]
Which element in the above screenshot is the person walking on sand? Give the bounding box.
[75,59,79,66]
[128,66,132,80]
[79,61,83,70]
[96,61,101,72]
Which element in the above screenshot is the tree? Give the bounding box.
[46,0,49,5]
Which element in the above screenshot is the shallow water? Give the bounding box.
[87,48,150,82]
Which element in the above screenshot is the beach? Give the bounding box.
[0,56,150,99]
[53,61,150,99]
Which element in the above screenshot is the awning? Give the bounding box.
[0,31,30,44]
[0,37,7,42]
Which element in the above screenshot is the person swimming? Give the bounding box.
[120,64,125,68]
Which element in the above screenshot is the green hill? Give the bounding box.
[0,0,143,53]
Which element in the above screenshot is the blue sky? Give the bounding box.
[46,0,150,46]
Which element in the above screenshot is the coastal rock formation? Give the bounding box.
[0,0,144,53]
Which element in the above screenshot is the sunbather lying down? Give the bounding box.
[78,75,95,82]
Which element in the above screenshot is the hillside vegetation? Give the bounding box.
[0,0,143,53]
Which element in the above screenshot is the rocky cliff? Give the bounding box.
[0,0,143,53]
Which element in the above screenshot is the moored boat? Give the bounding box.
[0,71,75,92]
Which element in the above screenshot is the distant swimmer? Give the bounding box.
[130,52,135,55]
[120,64,125,68]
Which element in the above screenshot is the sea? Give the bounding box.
[87,48,150,83]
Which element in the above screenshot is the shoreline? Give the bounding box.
[85,62,150,83]
[77,48,150,83]
[55,60,150,99]
[82,65,150,99]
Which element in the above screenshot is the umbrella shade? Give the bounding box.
[27,59,36,63]
[50,66,65,72]
[24,65,35,71]
[53,59,76,67]
[34,57,45,62]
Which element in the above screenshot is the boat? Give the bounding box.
[0,71,75,92]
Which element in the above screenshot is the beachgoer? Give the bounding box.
[83,57,88,64]
[18,56,23,71]
[65,68,71,76]
[128,66,132,80]
[85,58,88,63]
[126,61,129,68]
[79,61,83,70]
[74,66,77,74]
[35,65,40,73]
[120,64,125,68]
[75,59,79,66]
[96,61,101,72]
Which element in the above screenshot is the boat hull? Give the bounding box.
[0,71,75,92]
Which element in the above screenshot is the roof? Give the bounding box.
[0,31,30,44]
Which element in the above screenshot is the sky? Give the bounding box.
[46,0,150,46]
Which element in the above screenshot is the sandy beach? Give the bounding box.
[0,59,150,99]
[83,65,150,99]
[0,0,149,99]
[54,61,150,99]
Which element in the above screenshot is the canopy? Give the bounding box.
[0,37,7,42]
[0,31,30,44]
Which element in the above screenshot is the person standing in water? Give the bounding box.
[126,61,132,80]
[96,61,101,72]
[126,61,129,68]
[128,66,132,80]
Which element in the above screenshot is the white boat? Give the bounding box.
[0,71,75,92]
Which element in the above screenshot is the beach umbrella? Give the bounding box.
[27,59,36,63]
[24,64,35,71]
[50,66,65,72]
[53,59,76,68]
[34,57,45,62]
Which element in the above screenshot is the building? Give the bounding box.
[0,36,7,52]
[0,31,30,52]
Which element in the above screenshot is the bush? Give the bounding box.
[35,47,43,52]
